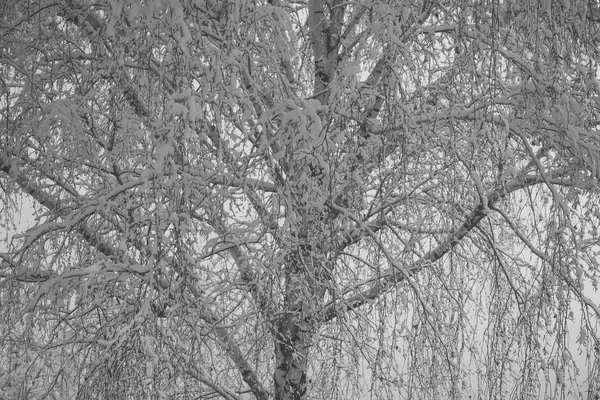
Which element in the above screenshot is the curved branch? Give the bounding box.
[0,152,272,400]
[321,173,550,322]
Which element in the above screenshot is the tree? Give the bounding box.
[1,0,600,398]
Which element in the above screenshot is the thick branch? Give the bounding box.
[321,174,549,322]
[199,310,272,400]
[180,362,241,400]
[0,152,271,400]
[60,0,149,117]
[309,0,327,97]
[359,2,437,136]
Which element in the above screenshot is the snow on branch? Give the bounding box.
[321,173,564,322]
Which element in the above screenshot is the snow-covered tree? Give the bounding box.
[2,0,600,399]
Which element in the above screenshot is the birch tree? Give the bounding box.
[2,0,600,399]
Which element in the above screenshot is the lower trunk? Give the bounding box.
[273,231,328,399]
[273,318,312,400]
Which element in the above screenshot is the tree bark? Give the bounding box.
[273,316,312,400]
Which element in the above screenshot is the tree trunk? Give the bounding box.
[273,316,312,400]
[273,241,325,400]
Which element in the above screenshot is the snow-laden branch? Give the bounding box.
[180,361,242,400]
[0,152,271,400]
[198,309,273,400]
[206,174,277,193]
[321,173,556,322]
[491,205,600,325]
[0,151,125,260]
[358,1,437,135]
[309,0,326,95]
